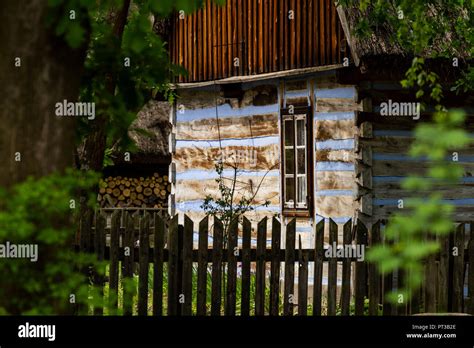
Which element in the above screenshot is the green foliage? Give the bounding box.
[368,109,471,302]
[46,0,95,48]
[336,298,377,316]
[338,0,473,92]
[401,57,443,103]
[0,169,103,315]
[338,1,473,307]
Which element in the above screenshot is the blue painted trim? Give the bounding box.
[176,135,279,149]
[316,139,354,150]
[315,87,356,99]
[374,198,474,206]
[176,169,280,180]
[176,199,280,212]
[373,176,474,184]
[285,90,309,98]
[316,190,355,197]
[316,162,355,171]
[296,226,313,233]
[315,215,352,224]
[374,130,474,138]
[176,103,279,122]
[374,153,474,162]
[373,130,413,137]
[373,176,405,183]
[314,112,355,121]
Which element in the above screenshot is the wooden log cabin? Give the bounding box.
[167,0,474,237]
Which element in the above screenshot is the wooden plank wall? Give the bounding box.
[356,81,474,221]
[171,0,347,82]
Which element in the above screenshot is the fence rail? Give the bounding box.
[77,211,474,316]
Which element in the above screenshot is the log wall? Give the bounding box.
[355,80,474,222]
[171,69,362,258]
[172,80,281,224]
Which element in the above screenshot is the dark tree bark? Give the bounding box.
[0,0,89,315]
[0,1,88,188]
[79,0,131,172]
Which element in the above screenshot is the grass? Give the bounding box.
[90,263,367,316]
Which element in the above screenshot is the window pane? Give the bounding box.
[284,119,294,146]
[296,119,305,146]
[297,176,307,205]
[297,148,306,174]
[285,177,295,207]
[285,149,295,174]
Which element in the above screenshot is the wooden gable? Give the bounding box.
[170,0,349,83]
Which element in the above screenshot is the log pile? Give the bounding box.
[98,173,170,208]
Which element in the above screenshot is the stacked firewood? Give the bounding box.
[98,172,170,208]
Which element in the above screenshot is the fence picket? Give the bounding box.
[468,222,474,315]
[153,213,166,316]
[226,219,238,316]
[255,217,267,316]
[355,221,368,315]
[241,217,251,316]
[397,269,408,315]
[167,215,179,316]
[284,218,296,316]
[424,233,437,313]
[340,220,352,315]
[327,219,338,316]
[181,215,194,315]
[197,216,209,315]
[437,235,450,314]
[368,221,381,316]
[410,286,421,316]
[313,220,324,316]
[138,213,150,316]
[93,213,106,315]
[109,211,120,314]
[122,212,135,316]
[77,210,93,315]
[452,223,465,313]
[270,217,281,316]
[383,254,394,316]
[211,218,223,316]
[298,235,309,316]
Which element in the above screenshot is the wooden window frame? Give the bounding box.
[280,106,314,218]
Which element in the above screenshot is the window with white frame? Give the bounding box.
[281,106,313,216]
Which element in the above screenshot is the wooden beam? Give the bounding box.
[335,5,360,67]
[173,64,344,89]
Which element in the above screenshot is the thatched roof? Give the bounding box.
[125,100,171,164]
[337,2,471,65]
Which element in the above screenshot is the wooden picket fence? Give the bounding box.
[77,210,474,316]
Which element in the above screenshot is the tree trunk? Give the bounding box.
[0,1,88,188]
[78,0,131,172]
[0,1,89,315]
